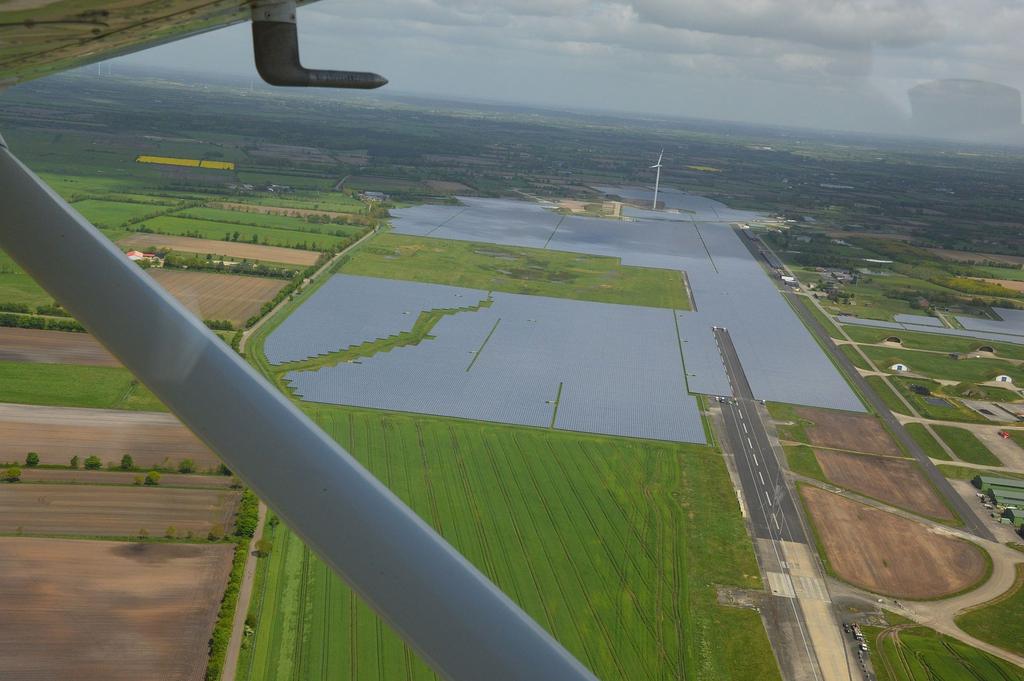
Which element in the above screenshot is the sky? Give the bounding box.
[119,0,1024,136]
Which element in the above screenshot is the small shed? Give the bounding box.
[890,363,909,373]
[996,374,1013,384]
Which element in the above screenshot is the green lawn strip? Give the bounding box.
[860,345,1024,384]
[135,215,353,251]
[864,623,1024,681]
[178,206,358,232]
[864,375,911,416]
[1010,430,1024,451]
[784,444,827,482]
[937,465,1024,481]
[342,232,690,309]
[238,406,779,681]
[956,564,1024,659]
[799,296,842,338]
[840,344,870,370]
[903,423,953,461]
[842,324,1024,361]
[0,360,164,411]
[931,425,1003,466]
[766,402,811,443]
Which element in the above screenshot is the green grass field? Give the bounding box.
[860,346,1024,385]
[955,564,1024,659]
[937,465,1024,480]
[766,402,811,443]
[843,325,1024,361]
[931,425,1002,466]
[903,423,952,461]
[840,344,870,370]
[342,233,691,309]
[0,360,164,411]
[70,199,173,228]
[866,376,912,416]
[0,249,51,308]
[866,623,1024,681]
[784,444,827,481]
[176,206,347,232]
[136,215,354,251]
[799,296,843,338]
[887,377,991,423]
[237,407,779,681]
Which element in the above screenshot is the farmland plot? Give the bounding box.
[0,484,239,536]
[0,327,119,367]
[119,233,319,266]
[0,538,233,681]
[0,403,219,469]
[148,269,286,325]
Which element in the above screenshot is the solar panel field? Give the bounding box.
[236,407,779,681]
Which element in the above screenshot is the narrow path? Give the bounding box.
[221,501,268,681]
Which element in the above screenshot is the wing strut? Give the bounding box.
[0,135,598,681]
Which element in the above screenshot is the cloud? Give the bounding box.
[117,0,1024,134]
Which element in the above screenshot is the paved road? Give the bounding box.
[783,291,995,542]
[715,327,806,543]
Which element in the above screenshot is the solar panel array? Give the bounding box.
[957,308,1024,337]
[836,314,1024,345]
[388,191,864,412]
[267,187,867,443]
[264,275,487,365]
[893,313,944,327]
[284,288,705,443]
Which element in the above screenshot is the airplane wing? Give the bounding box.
[0,2,595,680]
[0,0,259,87]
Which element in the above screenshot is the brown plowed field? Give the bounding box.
[794,406,901,456]
[801,486,987,599]
[0,327,119,366]
[0,537,232,681]
[815,449,953,520]
[0,403,219,469]
[120,233,319,266]
[0,484,239,536]
[148,269,286,325]
[18,467,235,488]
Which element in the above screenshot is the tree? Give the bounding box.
[69,455,79,469]
[133,475,144,486]
[255,538,273,557]
[25,452,39,467]
[3,466,21,482]
[165,526,177,539]
[84,455,102,470]
[144,470,161,486]
[218,463,232,476]
[119,454,134,470]
[208,523,225,541]
[138,528,149,539]
[177,458,195,474]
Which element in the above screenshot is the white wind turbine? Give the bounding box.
[651,149,664,210]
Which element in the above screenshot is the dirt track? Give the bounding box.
[0,327,119,366]
[148,269,286,325]
[795,406,901,456]
[0,537,232,681]
[0,484,239,536]
[801,486,987,599]
[0,403,219,469]
[120,233,319,266]
[815,449,953,520]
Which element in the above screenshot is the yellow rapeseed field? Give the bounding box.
[136,155,235,171]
